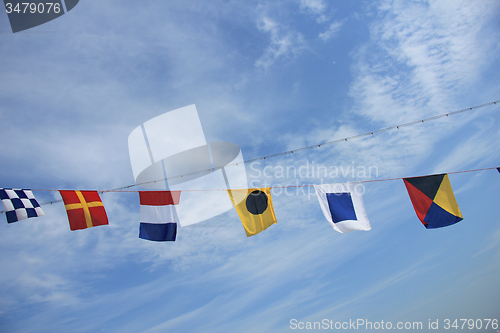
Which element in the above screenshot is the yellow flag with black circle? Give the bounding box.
[227,187,277,237]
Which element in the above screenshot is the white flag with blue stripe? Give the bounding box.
[314,183,371,233]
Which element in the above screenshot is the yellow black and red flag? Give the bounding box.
[59,190,109,231]
[403,174,462,229]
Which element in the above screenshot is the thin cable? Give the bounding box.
[104,166,500,191]
[5,100,500,194]
[0,100,498,212]
[2,166,497,214]
[109,99,500,190]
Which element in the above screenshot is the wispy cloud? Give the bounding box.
[350,0,499,123]
[432,117,500,174]
[299,0,329,23]
[255,15,307,69]
[318,20,344,41]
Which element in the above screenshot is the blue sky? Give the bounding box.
[1,0,500,332]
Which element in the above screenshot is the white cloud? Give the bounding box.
[299,0,329,23]
[344,0,500,178]
[351,0,499,118]
[473,229,500,258]
[432,116,500,174]
[318,20,344,41]
[299,0,326,14]
[255,15,307,69]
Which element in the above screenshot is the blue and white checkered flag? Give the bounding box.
[0,189,45,223]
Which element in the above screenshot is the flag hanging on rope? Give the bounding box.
[139,191,180,242]
[227,188,277,237]
[0,188,45,223]
[497,167,500,173]
[403,174,462,229]
[314,183,371,233]
[59,190,109,230]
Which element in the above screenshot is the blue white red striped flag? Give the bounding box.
[139,191,180,241]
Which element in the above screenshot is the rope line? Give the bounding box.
[1,100,499,212]
[1,166,497,213]
[111,99,500,190]
[99,166,500,191]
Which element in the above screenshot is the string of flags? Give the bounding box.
[1,168,498,241]
[2,101,499,241]
[5,100,498,205]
